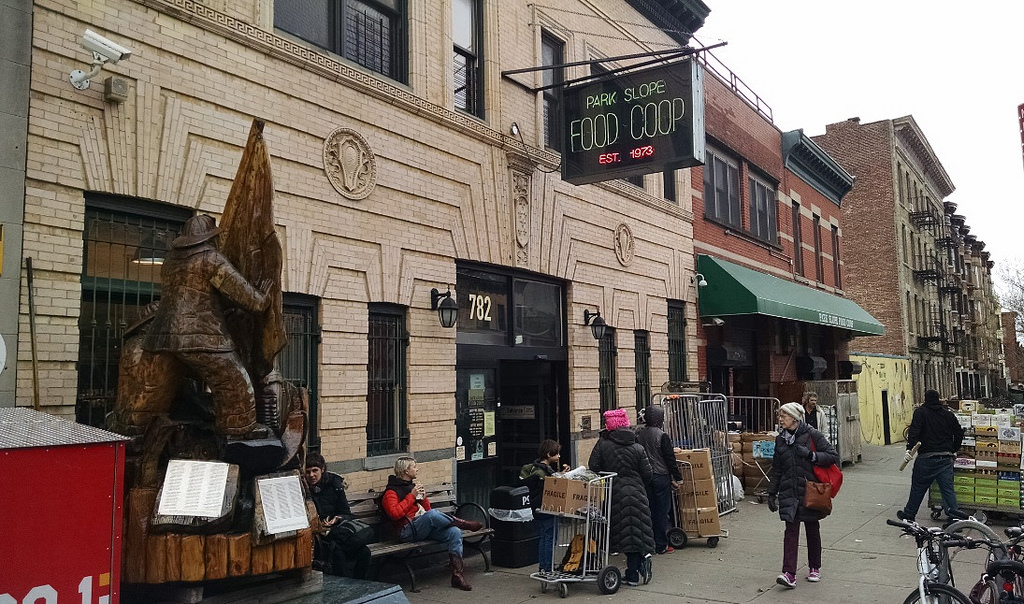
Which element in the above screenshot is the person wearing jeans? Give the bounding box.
[520,439,570,572]
[898,389,965,522]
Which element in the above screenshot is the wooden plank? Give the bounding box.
[205,534,229,580]
[145,533,168,583]
[180,535,206,582]
[295,529,313,568]
[251,541,275,575]
[125,487,157,583]
[274,537,295,572]
[165,534,182,582]
[227,533,251,577]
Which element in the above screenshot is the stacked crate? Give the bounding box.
[734,432,775,495]
[938,406,1024,513]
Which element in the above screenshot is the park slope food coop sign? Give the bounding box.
[562,59,705,185]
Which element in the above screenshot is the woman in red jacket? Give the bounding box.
[381,456,482,591]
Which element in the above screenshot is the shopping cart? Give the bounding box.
[530,472,631,597]
[667,460,728,548]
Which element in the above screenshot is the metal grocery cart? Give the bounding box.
[667,459,729,548]
[653,392,736,515]
[530,473,633,598]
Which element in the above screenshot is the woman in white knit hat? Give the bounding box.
[767,402,839,589]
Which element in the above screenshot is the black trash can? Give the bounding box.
[489,484,538,568]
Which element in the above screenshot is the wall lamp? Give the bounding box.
[583,309,607,341]
[691,273,708,287]
[430,286,459,328]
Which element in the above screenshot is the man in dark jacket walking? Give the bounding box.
[638,405,683,554]
[897,389,965,522]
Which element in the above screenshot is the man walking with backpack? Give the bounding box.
[897,389,965,523]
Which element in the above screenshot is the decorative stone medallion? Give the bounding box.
[614,223,635,266]
[323,127,376,200]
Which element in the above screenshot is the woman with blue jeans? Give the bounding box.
[520,439,569,572]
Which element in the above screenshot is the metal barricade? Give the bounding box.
[727,396,781,433]
[652,393,736,516]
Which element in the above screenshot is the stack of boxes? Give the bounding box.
[941,406,1024,511]
[674,449,721,537]
[731,432,775,495]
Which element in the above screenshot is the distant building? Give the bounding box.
[1003,311,1023,384]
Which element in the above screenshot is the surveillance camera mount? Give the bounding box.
[69,30,132,91]
[69,52,108,90]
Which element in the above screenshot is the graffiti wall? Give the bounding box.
[853,354,915,445]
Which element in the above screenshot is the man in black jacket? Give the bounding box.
[897,390,965,522]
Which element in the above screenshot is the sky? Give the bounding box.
[692,0,1024,298]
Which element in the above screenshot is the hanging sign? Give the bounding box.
[562,59,705,185]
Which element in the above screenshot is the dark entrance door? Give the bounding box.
[498,360,559,486]
[881,390,892,445]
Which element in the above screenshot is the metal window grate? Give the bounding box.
[634,330,650,413]
[367,305,409,456]
[344,0,395,78]
[281,296,321,450]
[667,301,686,382]
[599,327,617,415]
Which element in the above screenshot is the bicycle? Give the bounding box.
[889,518,978,604]
[967,527,1024,604]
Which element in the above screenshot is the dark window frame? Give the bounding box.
[634,330,650,413]
[281,294,322,451]
[667,300,686,383]
[598,327,617,416]
[541,31,564,152]
[831,224,842,289]
[748,174,777,244]
[367,303,410,456]
[703,147,741,228]
[663,169,677,203]
[813,214,824,283]
[792,202,803,277]
[452,0,483,117]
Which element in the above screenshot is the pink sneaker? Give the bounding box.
[807,568,821,582]
[776,572,796,588]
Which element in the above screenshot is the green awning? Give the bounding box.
[696,255,885,336]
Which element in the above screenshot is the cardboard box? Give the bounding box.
[1000,442,1022,455]
[678,478,718,509]
[956,414,973,429]
[680,506,721,536]
[962,436,976,447]
[1000,427,1022,442]
[973,415,993,427]
[960,401,977,412]
[977,438,999,450]
[540,476,590,513]
[675,449,713,480]
[954,457,976,470]
[977,460,999,469]
[995,414,1013,428]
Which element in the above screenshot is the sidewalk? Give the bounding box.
[394,442,996,603]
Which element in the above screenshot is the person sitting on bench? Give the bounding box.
[305,453,371,579]
[381,456,483,591]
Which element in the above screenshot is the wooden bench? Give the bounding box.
[342,483,493,592]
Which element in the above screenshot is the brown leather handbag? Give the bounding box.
[804,481,833,516]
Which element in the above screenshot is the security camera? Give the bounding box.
[82,29,132,64]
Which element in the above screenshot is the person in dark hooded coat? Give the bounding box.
[768,402,839,589]
[589,408,655,586]
[637,405,683,554]
[898,389,965,522]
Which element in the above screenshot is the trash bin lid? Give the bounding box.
[491,484,532,510]
[0,407,129,449]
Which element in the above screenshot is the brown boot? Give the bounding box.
[449,516,484,532]
[450,554,472,591]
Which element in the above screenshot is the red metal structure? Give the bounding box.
[0,408,127,604]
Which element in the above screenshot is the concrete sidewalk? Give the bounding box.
[395,442,1000,603]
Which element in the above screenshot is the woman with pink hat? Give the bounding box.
[588,408,655,586]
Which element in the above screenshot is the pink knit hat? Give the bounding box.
[604,408,630,431]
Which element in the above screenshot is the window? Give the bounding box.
[703,148,740,227]
[667,300,686,382]
[748,175,777,244]
[274,0,406,82]
[452,0,482,116]
[77,198,191,427]
[812,214,824,282]
[281,295,321,451]
[663,169,677,203]
[634,330,650,413]
[598,327,617,415]
[792,203,803,277]
[831,225,841,289]
[541,32,564,151]
[367,304,409,456]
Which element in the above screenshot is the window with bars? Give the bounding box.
[367,303,409,456]
[452,0,482,117]
[77,198,191,427]
[281,295,321,451]
[667,300,686,382]
[634,330,650,413]
[541,31,564,152]
[274,0,406,83]
[703,147,741,227]
[598,327,617,416]
[748,175,777,244]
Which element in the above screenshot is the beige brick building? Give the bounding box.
[7,0,714,501]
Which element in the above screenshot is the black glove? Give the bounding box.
[794,444,813,461]
[767,495,778,512]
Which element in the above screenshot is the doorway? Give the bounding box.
[497,360,560,486]
[881,389,891,445]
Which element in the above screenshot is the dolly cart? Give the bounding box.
[531,472,636,597]
[667,460,728,549]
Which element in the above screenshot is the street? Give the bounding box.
[391,442,998,603]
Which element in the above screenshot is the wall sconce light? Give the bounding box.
[510,122,521,137]
[69,29,133,91]
[691,273,708,287]
[430,286,458,329]
[583,308,607,341]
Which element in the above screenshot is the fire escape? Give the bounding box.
[911,205,959,356]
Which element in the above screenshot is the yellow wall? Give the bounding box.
[854,354,915,445]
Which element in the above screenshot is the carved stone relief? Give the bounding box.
[614,223,635,267]
[513,171,531,266]
[324,127,377,200]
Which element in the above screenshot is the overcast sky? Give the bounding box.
[693,1,1024,296]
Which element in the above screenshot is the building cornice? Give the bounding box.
[781,129,855,206]
[892,115,955,198]
[625,0,710,45]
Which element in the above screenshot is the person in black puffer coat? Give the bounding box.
[305,453,371,579]
[637,405,683,554]
[768,402,839,589]
[589,409,655,586]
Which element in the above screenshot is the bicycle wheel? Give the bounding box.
[968,578,1000,604]
[901,582,973,604]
